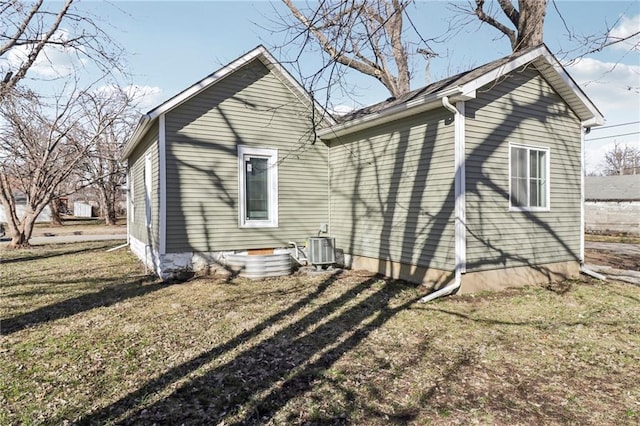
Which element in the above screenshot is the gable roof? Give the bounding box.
[122,45,334,159]
[319,44,604,139]
[586,175,640,201]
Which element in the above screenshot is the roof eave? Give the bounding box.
[321,44,606,139]
[122,45,334,160]
[121,115,153,161]
[318,88,472,139]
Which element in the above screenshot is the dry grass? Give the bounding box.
[585,233,640,245]
[1,242,639,425]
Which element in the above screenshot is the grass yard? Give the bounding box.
[1,242,639,425]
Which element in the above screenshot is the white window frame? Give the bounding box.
[509,143,550,212]
[238,146,278,228]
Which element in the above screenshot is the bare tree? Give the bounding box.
[0,0,124,100]
[279,0,440,100]
[464,0,548,52]
[0,87,124,247]
[601,142,640,176]
[77,86,138,225]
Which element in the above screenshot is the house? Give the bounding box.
[585,175,640,235]
[0,193,52,224]
[122,44,604,295]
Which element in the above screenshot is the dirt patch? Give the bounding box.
[585,242,640,271]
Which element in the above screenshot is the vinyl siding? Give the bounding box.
[464,67,582,271]
[127,124,159,247]
[163,59,328,252]
[328,109,456,272]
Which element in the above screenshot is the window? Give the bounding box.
[238,146,278,227]
[510,144,549,211]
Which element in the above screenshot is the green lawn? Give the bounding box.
[1,242,639,425]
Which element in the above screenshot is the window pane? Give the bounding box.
[538,151,547,207]
[511,177,526,207]
[245,157,269,220]
[530,179,539,206]
[530,150,538,179]
[511,147,527,178]
[511,147,528,206]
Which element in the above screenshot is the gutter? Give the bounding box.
[318,88,465,140]
[420,96,465,302]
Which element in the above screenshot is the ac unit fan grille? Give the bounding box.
[308,237,336,265]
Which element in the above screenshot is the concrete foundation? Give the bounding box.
[344,254,580,294]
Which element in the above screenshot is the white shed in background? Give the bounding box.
[73,202,93,218]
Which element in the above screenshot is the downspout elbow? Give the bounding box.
[441,96,458,115]
[419,269,462,303]
[580,264,607,281]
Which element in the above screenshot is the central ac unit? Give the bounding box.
[307,237,336,265]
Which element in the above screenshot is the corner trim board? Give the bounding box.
[159,114,167,255]
[580,124,586,262]
[454,101,467,274]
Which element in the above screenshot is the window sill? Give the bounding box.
[509,206,550,212]
[240,221,279,228]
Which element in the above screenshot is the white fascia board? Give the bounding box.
[318,94,456,139]
[123,46,333,158]
[258,48,336,127]
[122,48,265,160]
[457,46,548,96]
[582,116,606,128]
[537,53,605,126]
[457,45,605,126]
[147,47,265,120]
[121,115,153,160]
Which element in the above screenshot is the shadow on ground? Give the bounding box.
[77,271,425,424]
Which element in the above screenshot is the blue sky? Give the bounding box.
[11,1,640,173]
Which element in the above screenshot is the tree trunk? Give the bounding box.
[514,0,547,50]
[49,198,64,226]
[100,187,118,225]
[9,213,36,248]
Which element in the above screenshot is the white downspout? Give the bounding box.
[420,96,466,302]
[579,125,587,265]
[578,126,606,281]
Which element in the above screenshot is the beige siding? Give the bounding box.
[127,124,160,247]
[328,109,456,273]
[465,67,582,271]
[164,59,328,252]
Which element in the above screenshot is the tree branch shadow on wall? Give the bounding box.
[100,66,586,424]
[363,69,584,296]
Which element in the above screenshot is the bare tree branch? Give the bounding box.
[474,0,517,50]
[280,0,414,98]
[0,0,125,99]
